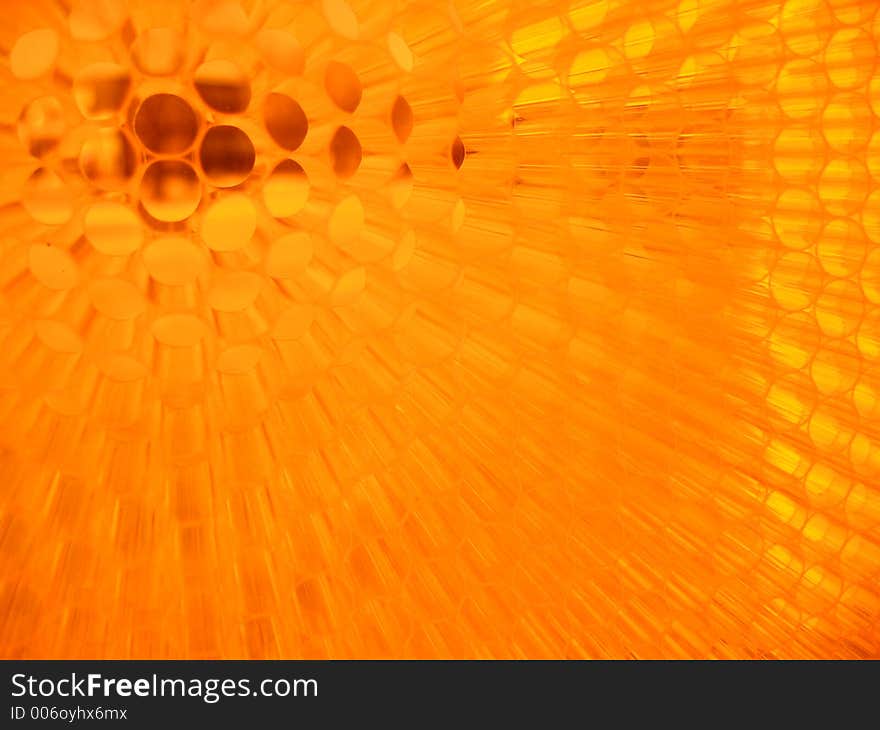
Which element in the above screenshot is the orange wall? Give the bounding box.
[0,0,878,658]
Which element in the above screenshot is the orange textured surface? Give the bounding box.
[0,0,879,659]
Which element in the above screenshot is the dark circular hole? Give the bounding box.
[451,136,465,169]
[199,125,256,187]
[324,61,362,113]
[263,92,309,151]
[391,95,413,143]
[134,93,199,154]
[329,126,362,178]
[194,60,251,113]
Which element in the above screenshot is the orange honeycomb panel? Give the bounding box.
[0,0,879,659]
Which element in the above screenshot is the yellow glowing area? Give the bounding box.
[0,0,878,660]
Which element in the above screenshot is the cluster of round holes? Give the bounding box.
[8,19,462,238]
[5,0,475,261]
